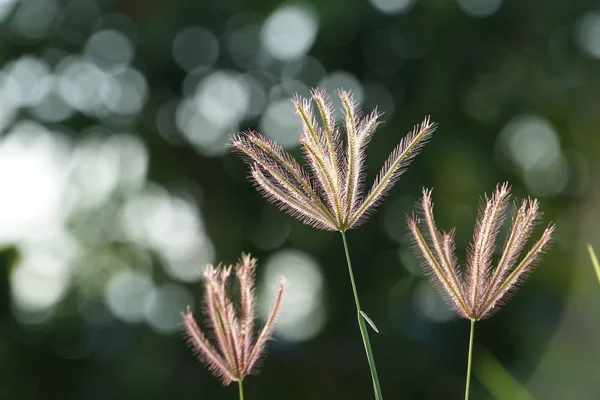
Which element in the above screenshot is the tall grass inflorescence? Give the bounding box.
[181,254,285,400]
[232,89,435,400]
[407,183,554,400]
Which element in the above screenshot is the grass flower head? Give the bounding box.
[232,89,436,232]
[182,253,285,385]
[407,183,554,320]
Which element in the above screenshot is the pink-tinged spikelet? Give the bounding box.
[182,254,285,385]
[232,89,436,232]
[407,183,554,320]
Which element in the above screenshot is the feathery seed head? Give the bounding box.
[407,183,554,321]
[182,253,285,385]
[232,89,436,231]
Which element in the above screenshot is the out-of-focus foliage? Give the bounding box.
[0,0,599,399]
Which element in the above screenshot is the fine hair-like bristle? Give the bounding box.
[407,183,554,321]
[182,254,285,385]
[231,89,436,232]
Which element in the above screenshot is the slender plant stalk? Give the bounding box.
[464,320,475,400]
[407,185,553,400]
[587,244,600,285]
[238,380,244,400]
[341,231,383,400]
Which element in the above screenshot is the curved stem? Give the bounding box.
[340,231,383,400]
[238,380,244,400]
[465,320,476,400]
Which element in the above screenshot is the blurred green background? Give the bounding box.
[0,0,599,399]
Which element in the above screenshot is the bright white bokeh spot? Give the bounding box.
[68,133,149,211]
[162,240,215,282]
[31,90,75,123]
[11,239,78,311]
[194,71,250,128]
[146,196,204,255]
[498,115,568,196]
[104,67,148,115]
[176,97,229,155]
[118,183,215,283]
[10,0,59,40]
[0,0,18,23]
[0,122,71,243]
[173,26,219,72]
[457,0,503,18]
[104,269,154,322]
[259,99,299,149]
[499,115,562,172]
[318,71,364,120]
[119,185,170,244]
[0,71,20,130]
[0,69,24,109]
[102,134,149,190]
[261,4,319,61]
[522,154,570,197]
[413,281,455,322]
[56,56,113,114]
[8,56,53,107]
[85,29,134,71]
[576,11,600,59]
[369,0,414,15]
[148,195,214,282]
[260,249,326,342]
[0,105,16,133]
[96,76,122,117]
[68,136,121,210]
[119,186,211,278]
[144,283,194,334]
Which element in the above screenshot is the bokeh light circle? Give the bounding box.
[261,4,319,61]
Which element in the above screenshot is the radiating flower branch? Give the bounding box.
[232,89,435,400]
[182,254,285,400]
[407,183,554,400]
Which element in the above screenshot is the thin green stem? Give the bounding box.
[238,380,244,400]
[340,231,383,400]
[465,320,476,400]
[587,244,600,285]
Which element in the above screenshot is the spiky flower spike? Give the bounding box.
[232,89,436,232]
[407,183,554,400]
[181,253,285,392]
[407,182,554,320]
